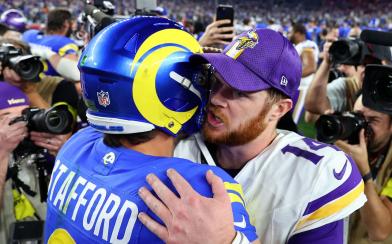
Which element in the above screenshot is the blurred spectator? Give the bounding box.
[349,21,362,38]
[0,23,21,40]
[235,17,255,34]
[289,23,319,123]
[22,8,80,83]
[267,18,283,33]
[0,82,44,243]
[335,95,392,243]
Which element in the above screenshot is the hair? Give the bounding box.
[46,8,72,32]
[0,23,10,36]
[0,37,30,54]
[292,23,307,36]
[265,88,289,104]
[103,130,159,147]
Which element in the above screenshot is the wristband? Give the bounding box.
[232,231,250,244]
[362,171,373,183]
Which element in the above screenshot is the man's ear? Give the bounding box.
[269,99,293,122]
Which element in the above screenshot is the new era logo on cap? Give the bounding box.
[280,75,288,86]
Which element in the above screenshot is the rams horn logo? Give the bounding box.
[236,30,259,50]
[131,29,202,134]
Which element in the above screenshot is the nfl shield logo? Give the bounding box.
[97,90,110,107]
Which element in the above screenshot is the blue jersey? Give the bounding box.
[22,30,79,77]
[45,127,257,243]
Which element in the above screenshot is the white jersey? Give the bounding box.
[292,40,320,123]
[295,39,319,69]
[174,130,366,244]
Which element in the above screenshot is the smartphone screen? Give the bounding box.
[216,5,234,25]
[216,4,234,42]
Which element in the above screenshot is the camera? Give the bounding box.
[329,38,365,65]
[11,104,74,134]
[362,64,392,115]
[315,112,367,144]
[355,30,392,115]
[82,0,159,39]
[0,43,43,82]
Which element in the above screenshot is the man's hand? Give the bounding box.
[138,169,236,244]
[30,131,70,156]
[0,116,27,155]
[198,19,235,47]
[335,129,369,175]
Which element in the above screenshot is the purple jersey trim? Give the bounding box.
[288,220,343,244]
[303,156,362,216]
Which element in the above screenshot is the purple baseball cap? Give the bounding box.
[0,82,29,110]
[191,28,302,99]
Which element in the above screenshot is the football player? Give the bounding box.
[139,28,366,244]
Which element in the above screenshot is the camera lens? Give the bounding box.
[44,110,71,134]
[27,106,73,134]
[315,112,366,144]
[9,55,43,82]
[329,39,361,65]
[315,115,341,143]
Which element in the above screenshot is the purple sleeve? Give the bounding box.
[288,220,344,244]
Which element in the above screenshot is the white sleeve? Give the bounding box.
[293,150,366,234]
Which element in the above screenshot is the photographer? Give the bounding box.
[0,39,79,162]
[0,82,45,243]
[304,39,390,122]
[334,95,392,242]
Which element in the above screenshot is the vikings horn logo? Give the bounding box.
[236,30,259,50]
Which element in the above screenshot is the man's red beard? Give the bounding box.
[202,104,271,146]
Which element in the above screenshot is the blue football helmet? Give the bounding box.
[79,16,208,136]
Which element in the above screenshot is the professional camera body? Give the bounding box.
[315,112,368,144]
[81,0,159,39]
[0,43,43,82]
[10,104,74,203]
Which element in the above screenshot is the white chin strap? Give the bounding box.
[86,113,155,134]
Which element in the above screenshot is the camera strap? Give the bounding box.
[370,143,389,179]
[9,165,37,197]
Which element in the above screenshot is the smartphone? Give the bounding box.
[216,5,234,42]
